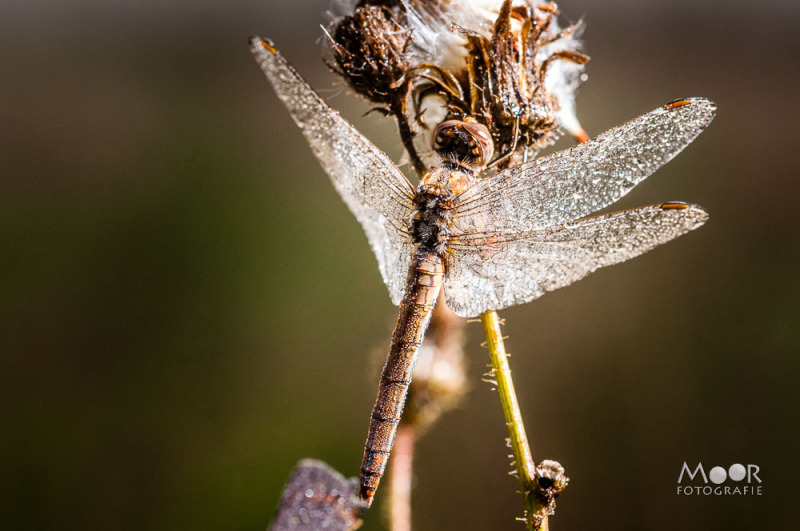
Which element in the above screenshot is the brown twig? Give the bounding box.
[388,425,415,531]
[389,89,428,177]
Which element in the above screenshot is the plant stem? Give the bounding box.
[386,293,467,529]
[389,91,427,177]
[388,425,415,531]
[480,310,545,531]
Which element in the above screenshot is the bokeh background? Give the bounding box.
[2,1,798,529]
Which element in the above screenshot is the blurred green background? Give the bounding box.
[1,1,798,529]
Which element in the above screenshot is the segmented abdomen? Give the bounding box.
[359,250,444,506]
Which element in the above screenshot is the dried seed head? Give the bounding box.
[406,1,588,161]
[328,3,413,105]
[326,1,588,170]
[533,459,569,512]
[459,2,588,162]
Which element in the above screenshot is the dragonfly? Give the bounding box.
[250,37,714,507]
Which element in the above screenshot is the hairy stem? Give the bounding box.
[481,310,546,531]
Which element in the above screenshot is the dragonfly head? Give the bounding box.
[432,119,494,173]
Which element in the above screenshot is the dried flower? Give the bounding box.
[412,0,588,164]
[329,1,588,171]
[328,1,437,174]
[327,2,413,105]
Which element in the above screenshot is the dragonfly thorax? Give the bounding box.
[411,167,475,254]
[410,194,448,252]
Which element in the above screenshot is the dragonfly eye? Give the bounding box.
[432,120,494,170]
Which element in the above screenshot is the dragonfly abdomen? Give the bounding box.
[359,250,444,506]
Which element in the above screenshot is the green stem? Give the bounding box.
[480,310,546,531]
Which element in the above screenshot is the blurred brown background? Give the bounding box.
[1,1,798,529]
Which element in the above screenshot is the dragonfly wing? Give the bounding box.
[451,99,716,235]
[251,37,416,304]
[444,203,708,317]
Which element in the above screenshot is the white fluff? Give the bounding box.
[405,0,502,71]
[539,18,586,138]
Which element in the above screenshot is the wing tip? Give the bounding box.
[249,35,277,55]
[663,97,717,126]
[659,201,691,210]
[659,201,709,228]
[664,97,715,111]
